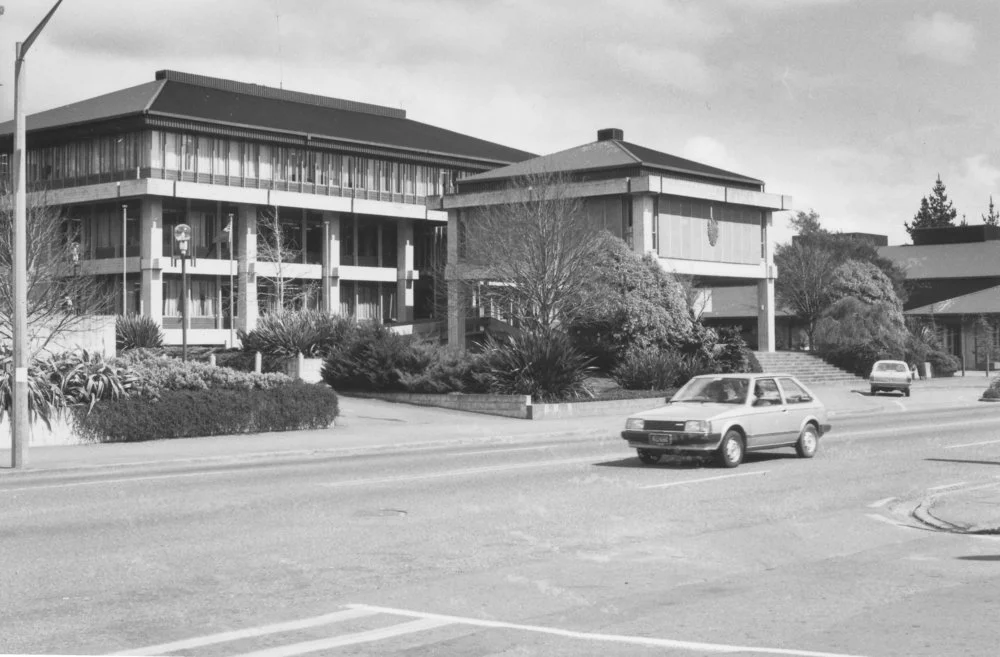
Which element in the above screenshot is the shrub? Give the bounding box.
[712,326,760,374]
[73,383,339,442]
[321,322,426,392]
[397,343,490,394]
[983,379,1000,399]
[478,330,593,402]
[239,310,354,358]
[926,350,960,378]
[0,346,64,428]
[44,349,135,413]
[115,349,291,400]
[116,314,164,351]
[822,343,889,378]
[612,348,686,390]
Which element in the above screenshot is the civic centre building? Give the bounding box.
[0,70,533,346]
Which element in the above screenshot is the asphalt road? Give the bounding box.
[2,406,1000,657]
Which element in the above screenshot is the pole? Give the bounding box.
[228,212,235,348]
[181,255,188,362]
[10,0,65,469]
[122,203,128,315]
[11,43,28,468]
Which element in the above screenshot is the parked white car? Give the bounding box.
[869,360,912,396]
[621,374,831,468]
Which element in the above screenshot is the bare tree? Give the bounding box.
[458,172,605,333]
[0,192,115,356]
[774,240,840,348]
[256,205,303,312]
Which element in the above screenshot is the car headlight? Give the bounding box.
[684,420,709,433]
[625,418,644,431]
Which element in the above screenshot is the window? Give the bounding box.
[181,135,196,172]
[778,378,812,404]
[752,378,783,406]
[228,139,241,178]
[259,144,272,180]
[340,215,355,265]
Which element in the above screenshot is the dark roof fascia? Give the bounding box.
[0,113,149,150]
[145,110,518,171]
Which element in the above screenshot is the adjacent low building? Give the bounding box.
[0,70,533,345]
[440,128,792,350]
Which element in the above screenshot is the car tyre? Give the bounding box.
[717,430,744,468]
[904,388,911,397]
[870,386,878,395]
[795,424,819,459]
[637,449,661,465]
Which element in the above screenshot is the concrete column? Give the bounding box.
[139,197,163,324]
[757,211,776,352]
[321,212,340,315]
[237,203,258,333]
[446,209,465,349]
[396,219,415,323]
[630,195,655,255]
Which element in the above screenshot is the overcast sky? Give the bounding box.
[1,0,997,246]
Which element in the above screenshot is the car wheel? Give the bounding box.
[637,449,661,465]
[717,430,744,468]
[795,424,819,459]
[904,388,911,397]
[870,386,878,395]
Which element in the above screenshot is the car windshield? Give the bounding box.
[875,362,908,372]
[672,377,749,404]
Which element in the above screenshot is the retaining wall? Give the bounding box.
[344,392,667,420]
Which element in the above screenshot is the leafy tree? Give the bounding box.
[788,209,823,237]
[905,175,958,237]
[566,232,693,369]
[984,196,999,226]
[831,260,902,311]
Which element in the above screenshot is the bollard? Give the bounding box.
[254,351,262,374]
[297,352,305,381]
[209,353,216,367]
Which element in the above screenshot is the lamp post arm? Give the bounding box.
[19,0,65,60]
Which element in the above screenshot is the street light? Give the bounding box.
[172,223,194,362]
[10,0,65,469]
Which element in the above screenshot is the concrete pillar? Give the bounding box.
[757,211,776,352]
[139,197,163,324]
[237,203,258,333]
[446,209,465,349]
[630,195,655,255]
[397,219,415,323]
[321,212,340,315]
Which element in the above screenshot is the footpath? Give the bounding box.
[1,373,998,532]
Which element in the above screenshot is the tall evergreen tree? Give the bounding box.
[984,195,1000,226]
[905,175,958,237]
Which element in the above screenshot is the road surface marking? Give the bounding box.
[867,497,896,508]
[0,469,239,493]
[928,481,968,491]
[346,603,870,657]
[640,470,768,490]
[866,513,909,529]
[944,438,1000,449]
[893,400,907,411]
[320,456,600,488]
[229,618,452,657]
[447,445,551,456]
[113,607,380,655]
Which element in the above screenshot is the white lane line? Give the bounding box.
[346,604,870,657]
[447,446,551,456]
[230,618,452,657]
[866,513,908,529]
[867,497,897,508]
[0,469,235,493]
[113,608,380,655]
[640,470,768,490]
[893,400,907,411]
[945,438,1000,450]
[928,481,968,491]
[320,456,600,488]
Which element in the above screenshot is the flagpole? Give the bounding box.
[228,212,235,348]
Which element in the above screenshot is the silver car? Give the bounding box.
[869,359,912,396]
[621,373,832,468]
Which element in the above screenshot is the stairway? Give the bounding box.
[753,351,863,386]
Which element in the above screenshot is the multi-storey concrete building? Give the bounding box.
[0,70,532,345]
[442,128,791,351]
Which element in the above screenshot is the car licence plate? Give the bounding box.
[649,433,673,445]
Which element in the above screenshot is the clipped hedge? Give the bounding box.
[115,349,291,399]
[73,383,339,442]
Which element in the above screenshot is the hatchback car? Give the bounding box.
[869,360,912,396]
[621,374,831,468]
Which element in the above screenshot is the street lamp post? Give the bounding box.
[172,224,193,362]
[10,0,65,469]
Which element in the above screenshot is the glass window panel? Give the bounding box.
[228,140,241,177]
[197,137,212,175]
[340,215,355,265]
[259,144,272,180]
[181,135,196,172]
[163,133,178,171]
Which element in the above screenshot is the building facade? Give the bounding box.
[441,128,791,351]
[0,70,533,346]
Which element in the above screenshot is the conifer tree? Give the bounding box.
[984,196,1000,227]
[905,175,958,237]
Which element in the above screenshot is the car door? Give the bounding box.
[777,377,813,444]
[747,378,789,448]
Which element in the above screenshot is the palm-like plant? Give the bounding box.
[45,350,135,413]
[116,314,165,351]
[0,346,64,428]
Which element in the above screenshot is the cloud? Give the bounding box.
[960,155,1000,190]
[682,136,741,172]
[612,44,715,94]
[902,12,976,65]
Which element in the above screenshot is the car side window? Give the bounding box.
[778,378,812,404]
[752,378,783,406]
